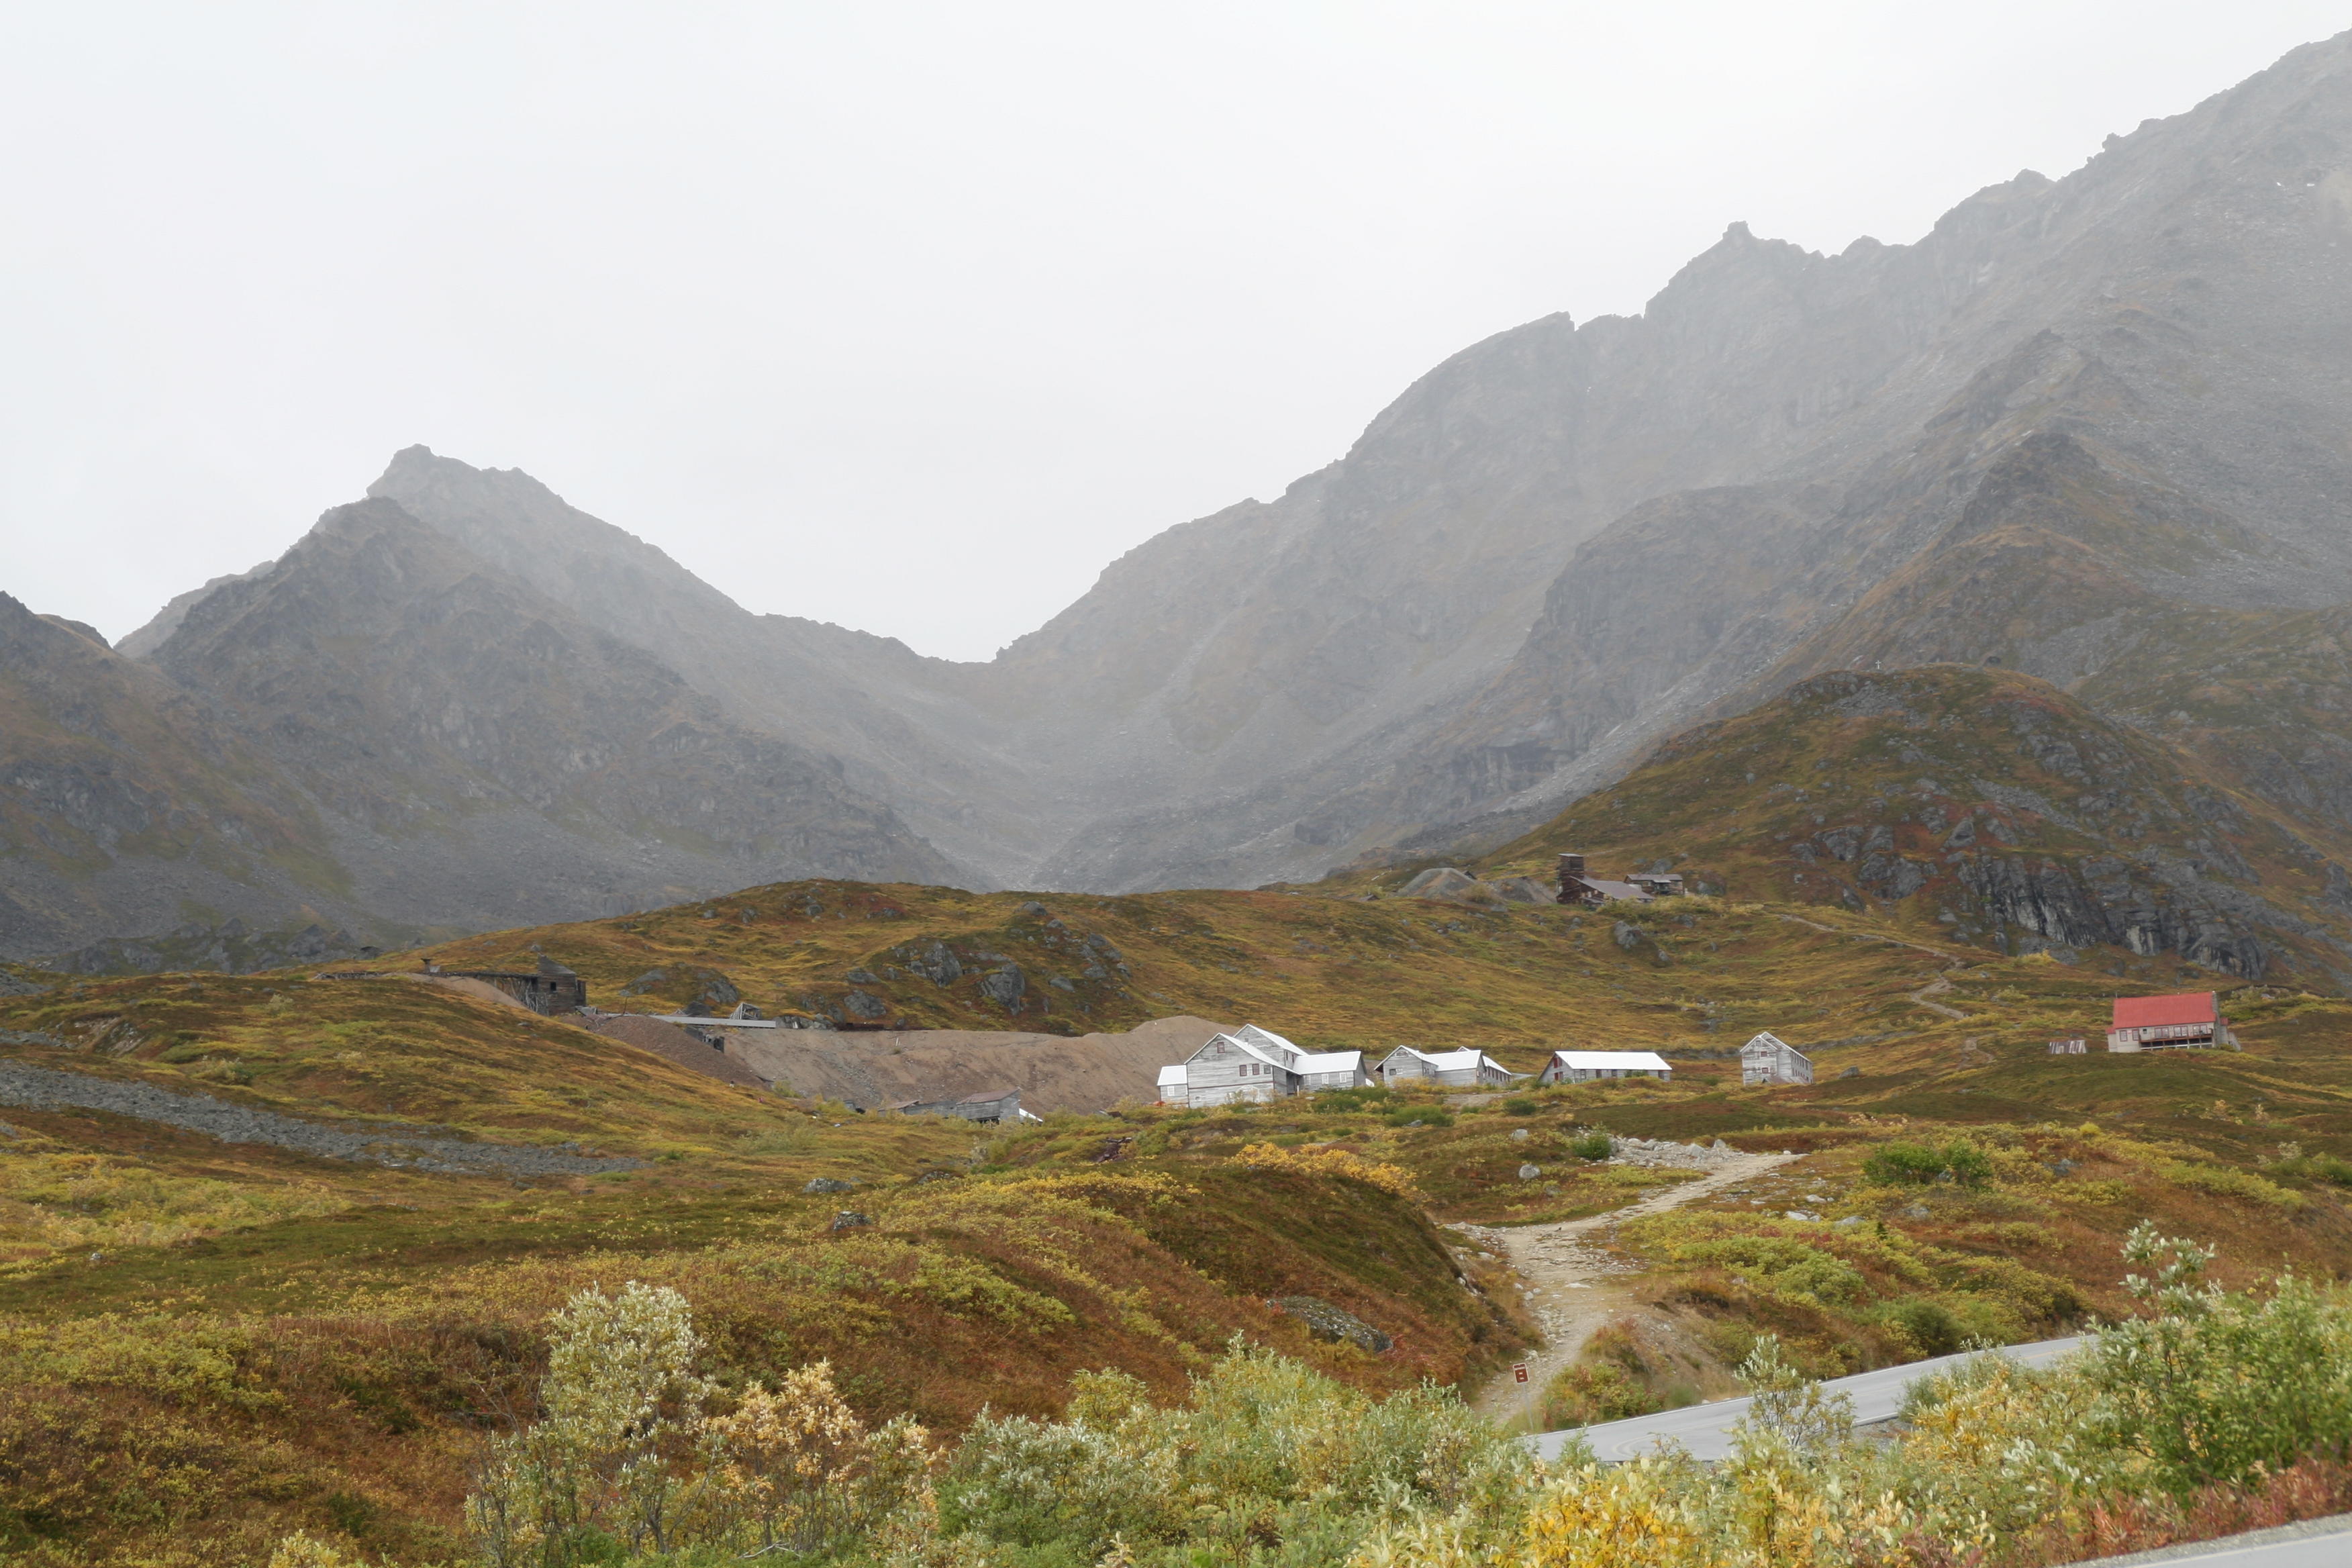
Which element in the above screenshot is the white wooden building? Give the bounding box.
[1740,1031,1812,1086]
[1376,1045,1528,1090]
[1157,1023,1369,1108]
[1539,1050,1673,1085]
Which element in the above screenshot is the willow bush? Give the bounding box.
[254,1223,2352,1567]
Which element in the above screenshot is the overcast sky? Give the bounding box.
[4,3,2345,661]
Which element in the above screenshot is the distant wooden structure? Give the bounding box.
[895,1086,1027,1123]
[1377,1045,1528,1090]
[1158,1024,1369,1108]
[1540,1050,1673,1085]
[438,958,587,1014]
[2047,1038,2088,1055]
[2106,993,2233,1052]
[1556,852,1657,908]
[1740,1031,1812,1086]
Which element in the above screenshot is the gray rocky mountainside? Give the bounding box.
[0,501,953,963]
[9,30,2352,971]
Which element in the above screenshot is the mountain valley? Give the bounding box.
[11,34,2352,979]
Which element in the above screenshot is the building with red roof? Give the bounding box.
[2104,991,2233,1052]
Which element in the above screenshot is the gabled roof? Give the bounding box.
[1741,1030,1804,1057]
[959,1087,1020,1104]
[1187,1032,1298,1074]
[1553,1050,1672,1071]
[1381,1045,1524,1078]
[1234,1023,1302,1060]
[2112,992,2216,1029]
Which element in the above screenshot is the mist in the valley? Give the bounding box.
[2,1,2343,661]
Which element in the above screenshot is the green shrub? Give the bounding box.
[1537,1323,1691,1429]
[1569,1132,1614,1162]
[940,1340,1530,1560]
[2275,1153,2352,1189]
[1885,1298,1963,1357]
[1667,1235,1867,1308]
[1863,1139,1993,1189]
[2086,1223,2352,1491]
[1500,1097,1540,1117]
[1383,1106,1454,1129]
[1313,1086,1391,1112]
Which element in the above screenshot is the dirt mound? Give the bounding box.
[720,1014,1231,1113]
[577,1011,770,1089]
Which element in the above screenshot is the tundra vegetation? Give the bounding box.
[271,1224,2352,1568]
[5,875,2352,1563]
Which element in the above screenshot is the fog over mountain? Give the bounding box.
[7,30,2352,969]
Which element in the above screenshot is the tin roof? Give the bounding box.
[1186,1032,1297,1074]
[1291,1050,1363,1073]
[2112,992,2216,1029]
[1383,1045,1520,1075]
[1157,1064,1188,1087]
[1553,1050,1672,1071]
[1234,1023,1302,1059]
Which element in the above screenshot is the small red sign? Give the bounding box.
[1512,1362,1530,1385]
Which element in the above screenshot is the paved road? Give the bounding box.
[1528,1334,2088,1463]
[2058,1513,2352,1567]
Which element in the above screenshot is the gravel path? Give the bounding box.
[1461,1145,1804,1425]
[0,1059,640,1176]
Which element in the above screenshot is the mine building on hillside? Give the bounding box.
[438,956,588,1014]
[1624,871,1686,897]
[1158,1023,1368,1108]
[2105,993,2234,1052]
[1540,1049,1673,1085]
[895,1087,1030,1122]
[1740,1031,1812,1086]
[1556,852,1657,908]
[1377,1045,1529,1090]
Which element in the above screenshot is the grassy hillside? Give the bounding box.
[0,965,1535,1565]
[7,938,2352,1562]
[1477,665,2352,987]
[10,712,2352,1560]
[409,863,2257,1065]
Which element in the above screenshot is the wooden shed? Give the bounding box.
[1739,1031,1812,1086]
[1540,1050,1673,1085]
[1377,1046,1528,1090]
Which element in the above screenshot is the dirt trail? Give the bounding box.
[1906,975,1969,1020]
[1462,1150,1804,1426]
[1775,913,1970,1021]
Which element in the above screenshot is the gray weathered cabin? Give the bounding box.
[1377,1045,1527,1089]
[1157,1024,1367,1108]
[1540,1050,1673,1084]
[1739,1031,1812,1086]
